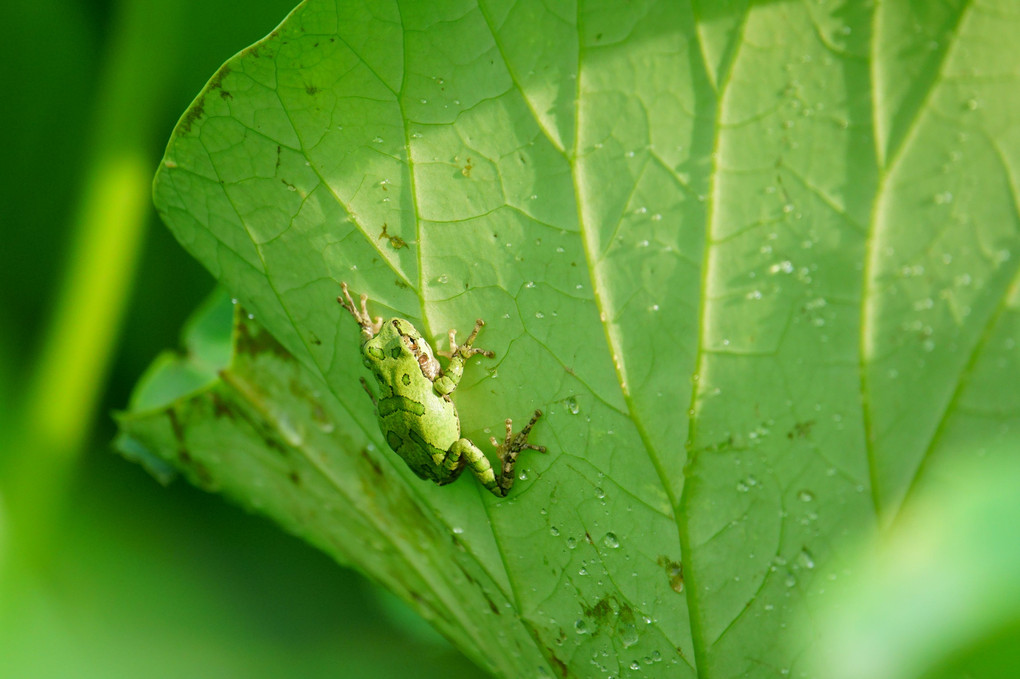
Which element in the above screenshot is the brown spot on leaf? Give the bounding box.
[210,392,234,419]
[657,556,684,594]
[787,420,815,439]
[377,223,407,249]
[547,653,568,677]
[234,314,291,359]
[582,596,613,625]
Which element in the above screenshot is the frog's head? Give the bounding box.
[365,317,441,382]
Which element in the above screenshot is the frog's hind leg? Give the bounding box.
[444,411,545,497]
[491,410,546,497]
[435,454,467,486]
[448,439,501,496]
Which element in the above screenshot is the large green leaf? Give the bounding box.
[123,0,1020,676]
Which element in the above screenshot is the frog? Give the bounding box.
[338,282,545,497]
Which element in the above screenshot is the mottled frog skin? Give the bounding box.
[339,283,544,497]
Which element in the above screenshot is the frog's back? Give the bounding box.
[363,317,463,483]
[377,387,461,482]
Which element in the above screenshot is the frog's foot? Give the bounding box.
[437,319,495,360]
[490,409,546,496]
[338,282,382,337]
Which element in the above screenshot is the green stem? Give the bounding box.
[3,0,182,566]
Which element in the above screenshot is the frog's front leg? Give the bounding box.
[434,319,494,395]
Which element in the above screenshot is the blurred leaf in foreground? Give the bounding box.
[808,451,1020,679]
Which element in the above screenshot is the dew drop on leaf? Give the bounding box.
[619,622,638,647]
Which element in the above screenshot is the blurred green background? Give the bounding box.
[0,1,483,676]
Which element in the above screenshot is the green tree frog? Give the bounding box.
[338,283,545,497]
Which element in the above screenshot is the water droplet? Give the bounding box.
[798,490,815,502]
[574,619,589,634]
[619,622,638,647]
[602,532,620,548]
[567,397,580,414]
[550,526,560,536]
[798,549,815,569]
[436,274,448,284]
[567,537,577,549]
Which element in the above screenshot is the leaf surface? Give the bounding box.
[126,1,1020,676]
